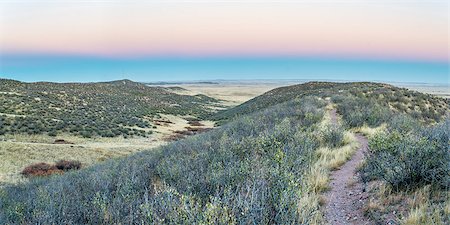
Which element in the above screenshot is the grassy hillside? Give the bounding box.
[0,81,448,224]
[0,96,337,224]
[213,82,448,125]
[0,79,219,138]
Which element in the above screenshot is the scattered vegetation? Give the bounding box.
[362,118,449,190]
[55,160,82,171]
[0,97,335,224]
[187,120,204,126]
[0,81,448,224]
[320,124,345,148]
[333,95,392,128]
[0,134,151,185]
[213,82,448,125]
[364,182,449,224]
[361,116,449,224]
[213,81,448,225]
[0,79,219,138]
[164,127,213,141]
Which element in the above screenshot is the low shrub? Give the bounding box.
[21,163,62,177]
[0,97,327,224]
[335,95,391,128]
[55,160,82,171]
[388,114,421,134]
[21,160,82,178]
[361,119,449,190]
[321,124,344,148]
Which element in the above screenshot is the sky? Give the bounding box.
[0,0,448,84]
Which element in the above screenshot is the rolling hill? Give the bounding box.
[0,81,448,224]
[212,82,449,125]
[0,79,219,138]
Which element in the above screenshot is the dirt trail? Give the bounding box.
[329,108,338,124]
[324,109,371,225]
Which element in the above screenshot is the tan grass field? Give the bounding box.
[0,115,215,185]
[160,83,288,106]
[395,83,450,99]
[0,134,157,184]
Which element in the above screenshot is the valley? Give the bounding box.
[0,79,448,224]
[0,79,219,184]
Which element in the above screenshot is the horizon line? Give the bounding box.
[2,77,448,86]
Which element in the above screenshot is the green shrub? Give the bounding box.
[55,160,82,171]
[0,79,218,138]
[335,95,391,128]
[48,131,57,137]
[321,124,344,148]
[0,97,328,224]
[361,120,449,190]
[388,115,420,134]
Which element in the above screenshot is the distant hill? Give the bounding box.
[0,79,219,137]
[212,82,449,124]
[146,81,220,85]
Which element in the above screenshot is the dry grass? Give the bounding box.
[315,131,359,170]
[0,134,161,185]
[401,186,448,225]
[352,124,386,138]
[445,200,450,216]
[364,182,449,225]
[298,106,360,224]
[319,113,332,128]
[325,102,335,110]
[153,114,215,141]
[319,103,339,128]
[397,84,450,99]
[307,106,360,191]
[162,83,286,106]
[0,113,216,185]
[403,206,428,225]
[306,164,330,193]
[364,182,404,223]
[297,193,325,224]
[299,132,359,224]
[152,114,215,140]
[0,140,125,184]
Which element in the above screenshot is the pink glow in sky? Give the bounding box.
[0,1,448,62]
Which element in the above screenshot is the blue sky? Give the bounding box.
[0,55,448,84]
[0,1,448,84]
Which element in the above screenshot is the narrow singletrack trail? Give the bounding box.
[324,109,371,225]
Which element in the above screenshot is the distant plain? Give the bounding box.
[154,80,450,107]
